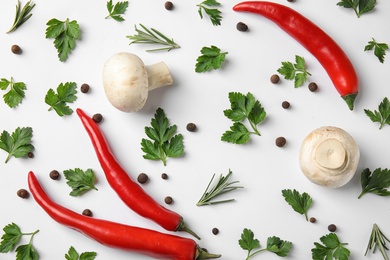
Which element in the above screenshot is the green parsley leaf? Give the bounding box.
[64,168,98,196]
[45,82,77,117]
[106,0,128,22]
[0,127,34,163]
[337,0,376,17]
[16,243,39,260]
[277,55,311,88]
[141,108,184,166]
[221,92,266,144]
[0,77,26,108]
[65,246,97,260]
[197,0,222,26]
[45,18,80,62]
[365,38,389,63]
[312,233,350,260]
[239,228,260,253]
[282,189,313,221]
[6,0,36,33]
[358,168,390,198]
[195,45,227,72]
[364,97,390,129]
[266,236,293,257]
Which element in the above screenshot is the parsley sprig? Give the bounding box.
[359,168,390,199]
[141,108,184,166]
[45,18,80,62]
[282,189,313,221]
[365,38,388,63]
[7,0,36,33]
[365,224,390,260]
[195,45,227,72]
[45,82,78,116]
[277,55,311,88]
[0,77,27,108]
[105,0,128,22]
[0,127,33,163]
[64,168,98,196]
[364,97,390,129]
[221,92,266,144]
[127,24,180,52]
[312,233,350,260]
[239,228,292,259]
[337,0,376,18]
[197,0,222,26]
[196,169,243,206]
[65,246,97,260]
[0,223,39,259]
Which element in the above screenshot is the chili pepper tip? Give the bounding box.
[342,93,358,110]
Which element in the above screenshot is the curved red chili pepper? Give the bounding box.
[27,171,220,260]
[76,108,199,239]
[233,1,359,110]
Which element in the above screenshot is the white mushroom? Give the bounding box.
[102,52,173,112]
[299,126,360,188]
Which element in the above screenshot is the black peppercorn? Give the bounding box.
[275,137,287,147]
[161,173,168,180]
[27,152,34,158]
[308,82,318,92]
[282,101,290,109]
[80,83,90,93]
[164,196,173,204]
[212,228,219,235]
[17,189,29,199]
[186,123,197,132]
[49,170,60,180]
[287,0,295,2]
[309,217,316,223]
[82,209,93,217]
[236,22,248,32]
[164,1,173,10]
[92,113,103,123]
[328,224,337,232]
[270,74,280,84]
[137,173,149,184]
[11,44,22,54]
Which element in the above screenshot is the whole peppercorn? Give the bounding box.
[270,74,280,84]
[275,137,287,147]
[161,173,168,180]
[309,217,316,223]
[164,196,173,204]
[82,209,93,217]
[328,224,337,232]
[186,123,197,132]
[164,1,173,10]
[27,152,34,158]
[308,82,318,92]
[11,44,22,54]
[49,170,60,180]
[80,83,90,93]
[282,101,290,109]
[236,22,248,32]
[212,228,219,235]
[137,173,149,184]
[92,113,103,123]
[287,0,295,2]
[17,189,29,199]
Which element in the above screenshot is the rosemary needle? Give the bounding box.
[365,223,390,260]
[196,169,243,206]
[126,24,180,52]
[7,0,36,33]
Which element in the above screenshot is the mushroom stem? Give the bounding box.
[146,62,173,91]
[314,139,347,170]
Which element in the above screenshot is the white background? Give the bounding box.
[0,0,389,259]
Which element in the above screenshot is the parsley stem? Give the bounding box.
[247,249,266,260]
[249,121,261,136]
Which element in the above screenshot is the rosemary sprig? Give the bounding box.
[196,169,243,206]
[7,0,36,33]
[365,224,390,260]
[126,24,180,52]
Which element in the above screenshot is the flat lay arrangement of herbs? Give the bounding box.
[337,0,376,18]
[311,233,350,260]
[105,0,129,22]
[277,55,311,88]
[364,38,389,63]
[0,77,27,108]
[44,82,78,117]
[64,168,98,197]
[197,0,222,26]
[0,127,33,163]
[282,189,313,221]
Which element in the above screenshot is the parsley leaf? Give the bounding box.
[65,246,97,260]
[221,92,266,144]
[195,45,227,72]
[16,243,39,260]
[64,168,98,196]
[365,38,388,63]
[0,77,26,108]
[239,228,260,254]
[364,97,390,129]
[0,127,34,163]
[106,0,128,22]
[45,82,77,116]
[141,108,184,166]
[358,168,390,198]
[277,55,311,87]
[312,233,350,260]
[45,18,80,62]
[282,189,313,221]
[337,0,376,17]
[197,0,222,26]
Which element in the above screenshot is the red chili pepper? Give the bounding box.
[233,1,359,110]
[75,108,199,239]
[27,171,220,260]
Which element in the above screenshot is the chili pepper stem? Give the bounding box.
[196,246,221,259]
[342,93,358,110]
[177,220,201,240]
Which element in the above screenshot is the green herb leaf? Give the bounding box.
[221,92,266,144]
[364,97,390,129]
[358,168,390,198]
[7,0,36,33]
[0,223,22,253]
[197,0,222,26]
[64,168,98,196]
[266,236,293,257]
[365,224,390,260]
[106,0,128,22]
[365,38,388,63]
[312,233,350,260]
[282,189,313,221]
[337,0,376,17]
[141,108,184,166]
[197,169,243,206]
[45,82,77,116]
[195,45,227,72]
[16,243,39,260]
[0,77,27,108]
[239,228,260,253]
[65,246,97,260]
[277,55,311,87]
[0,127,34,163]
[45,18,80,61]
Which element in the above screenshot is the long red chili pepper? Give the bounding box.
[27,171,220,260]
[233,1,359,110]
[76,108,199,239]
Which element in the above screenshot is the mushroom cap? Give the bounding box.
[299,126,360,188]
[103,52,148,112]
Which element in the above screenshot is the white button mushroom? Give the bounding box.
[299,126,360,188]
[102,52,173,112]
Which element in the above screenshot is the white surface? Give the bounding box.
[0,0,389,259]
